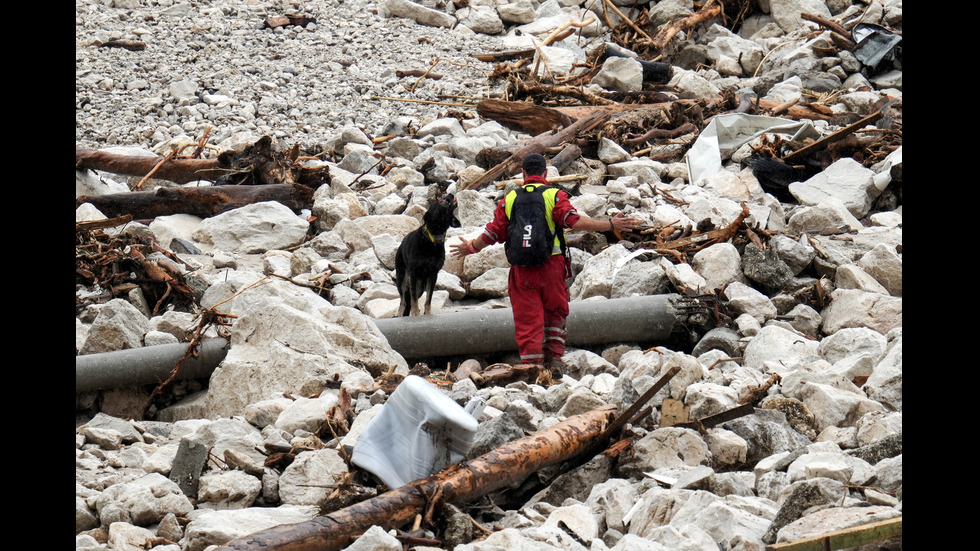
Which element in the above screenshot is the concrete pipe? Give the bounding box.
[373,294,687,359]
[75,337,230,394]
[75,294,694,392]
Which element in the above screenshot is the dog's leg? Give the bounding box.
[398,273,411,317]
[412,277,426,316]
[422,275,436,315]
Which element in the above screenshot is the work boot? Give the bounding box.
[545,358,564,380]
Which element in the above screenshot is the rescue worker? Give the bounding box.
[451,153,639,377]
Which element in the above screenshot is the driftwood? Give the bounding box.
[550,143,583,171]
[478,98,830,146]
[801,12,856,49]
[213,405,619,551]
[472,49,536,63]
[76,225,201,316]
[475,100,689,149]
[494,173,586,190]
[647,0,724,52]
[469,363,545,387]
[463,106,613,190]
[476,99,574,136]
[76,147,226,185]
[77,136,331,189]
[76,184,315,219]
[75,215,134,233]
[100,40,146,51]
[638,201,750,254]
[624,122,699,146]
[781,109,884,164]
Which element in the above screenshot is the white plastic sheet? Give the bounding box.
[350,375,479,489]
[685,113,821,184]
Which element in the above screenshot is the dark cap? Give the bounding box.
[522,153,547,172]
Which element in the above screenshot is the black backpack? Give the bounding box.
[505,184,565,266]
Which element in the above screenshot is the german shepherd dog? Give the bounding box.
[395,194,456,316]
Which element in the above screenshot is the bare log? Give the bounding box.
[214,405,619,551]
[76,148,225,185]
[464,105,613,190]
[101,40,146,51]
[476,99,574,136]
[76,184,315,219]
[549,143,583,172]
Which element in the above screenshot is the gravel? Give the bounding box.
[76,0,507,154]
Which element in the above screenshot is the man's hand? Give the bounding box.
[610,211,640,233]
[452,237,473,258]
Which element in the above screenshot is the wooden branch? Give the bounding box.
[101,40,146,51]
[590,365,680,448]
[213,405,619,551]
[539,17,596,46]
[602,0,652,42]
[75,215,134,232]
[516,80,618,106]
[76,148,225,185]
[495,174,586,190]
[781,110,883,164]
[649,0,723,51]
[471,49,535,63]
[651,201,750,251]
[800,12,856,49]
[76,184,315,219]
[749,98,832,122]
[624,122,698,146]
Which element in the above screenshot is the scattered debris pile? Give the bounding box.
[75,218,200,320]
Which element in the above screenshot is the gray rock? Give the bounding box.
[169,438,209,498]
[78,298,150,355]
[724,409,813,466]
[763,477,846,543]
[193,202,309,254]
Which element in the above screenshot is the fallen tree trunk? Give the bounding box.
[476,99,574,136]
[463,106,613,190]
[76,147,225,185]
[76,184,315,219]
[214,405,619,551]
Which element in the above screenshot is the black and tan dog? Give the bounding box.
[395,194,456,316]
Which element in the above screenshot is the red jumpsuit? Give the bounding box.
[480,175,581,365]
